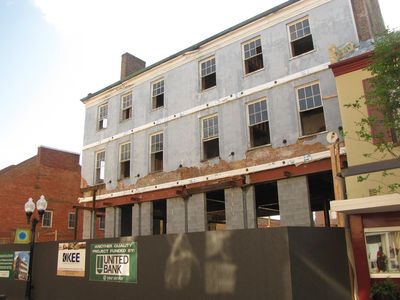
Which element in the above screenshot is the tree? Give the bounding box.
[344,29,400,193]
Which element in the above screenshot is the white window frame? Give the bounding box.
[151,79,165,110]
[42,210,53,228]
[295,81,326,137]
[150,132,164,172]
[364,226,400,278]
[287,16,314,58]
[120,93,132,121]
[119,142,131,179]
[67,212,76,229]
[246,98,271,148]
[97,103,108,130]
[242,37,264,75]
[95,150,106,183]
[199,56,216,91]
[201,114,219,160]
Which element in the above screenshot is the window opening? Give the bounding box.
[120,204,133,236]
[95,151,105,183]
[202,115,219,160]
[150,133,163,172]
[121,93,132,121]
[297,83,326,135]
[119,143,131,179]
[206,190,225,231]
[152,80,164,109]
[200,57,216,90]
[98,104,108,130]
[289,18,314,57]
[248,99,270,147]
[243,38,264,74]
[68,212,76,229]
[99,215,105,230]
[42,210,53,228]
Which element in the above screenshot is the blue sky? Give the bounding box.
[0,0,399,170]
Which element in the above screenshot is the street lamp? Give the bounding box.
[24,195,47,300]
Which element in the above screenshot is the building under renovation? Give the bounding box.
[79,0,384,238]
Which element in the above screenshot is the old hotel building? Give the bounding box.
[79,0,383,238]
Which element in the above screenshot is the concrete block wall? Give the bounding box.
[140,202,153,236]
[277,176,312,226]
[187,193,207,232]
[166,197,186,234]
[225,187,245,230]
[105,207,121,238]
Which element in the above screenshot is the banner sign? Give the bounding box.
[0,252,14,279]
[89,242,137,283]
[13,251,30,281]
[57,242,86,277]
[14,229,31,244]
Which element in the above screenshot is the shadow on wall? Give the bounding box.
[164,231,237,295]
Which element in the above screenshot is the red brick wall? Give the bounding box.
[0,147,82,243]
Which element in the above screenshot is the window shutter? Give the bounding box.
[363,78,392,144]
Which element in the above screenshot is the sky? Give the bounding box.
[0,0,399,170]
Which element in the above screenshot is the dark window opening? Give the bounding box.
[255,182,280,228]
[98,209,106,230]
[250,122,270,147]
[245,54,264,74]
[120,204,133,236]
[152,94,164,109]
[291,35,314,57]
[203,138,219,160]
[153,200,167,235]
[300,106,326,136]
[308,172,335,227]
[120,161,130,179]
[98,119,107,130]
[122,107,131,120]
[151,151,163,172]
[202,73,216,90]
[206,190,225,231]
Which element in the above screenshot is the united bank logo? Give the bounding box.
[96,255,130,276]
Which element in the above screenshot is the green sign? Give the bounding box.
[89,242,137,283]
[0,252,14,279]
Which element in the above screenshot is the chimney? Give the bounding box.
[120,53,146,80]
[351,0,385,41]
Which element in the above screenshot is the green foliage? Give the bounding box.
[370,279,400,300]
[344,30,400,194]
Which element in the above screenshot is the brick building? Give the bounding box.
[79,0,384,238]
[0,146,97,243]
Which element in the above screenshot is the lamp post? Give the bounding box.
[24,195,47,300]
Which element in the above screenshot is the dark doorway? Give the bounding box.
[206,190,225,230]
[120,204,133,236]
[255,181,280,228]
[153,199,167,235]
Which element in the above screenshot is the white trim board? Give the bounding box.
[78,146,345,203]
[83,62,330,151]
[330,193,400,214]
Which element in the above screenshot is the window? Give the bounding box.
[365,228,400,277]
[95,150,105,183]
[248,99,271,147]
[99,215,105,230]
[243,38,264,74]
[297,83,326,136]
[98,104,108,130]
[121,93,132,121]
[68,212,76,229]
[200,57,216,90]
[119,143,131,179]
[42,210,53,228]
[202,115,219,159]
[150,132,163,172]
[288,18,314,57]
[152,80,164,109]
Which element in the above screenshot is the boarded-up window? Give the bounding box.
[363,78,393,144]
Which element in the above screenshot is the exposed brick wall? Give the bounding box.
[0,147,85,242]
[120,53,146,80]
[351,0,385,41]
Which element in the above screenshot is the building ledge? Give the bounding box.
[330,193,400,214]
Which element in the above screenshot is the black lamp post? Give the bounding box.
[24,195,47,300]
